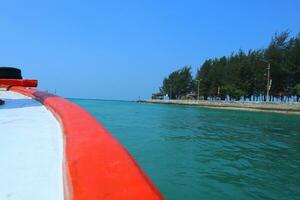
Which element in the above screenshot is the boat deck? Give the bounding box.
[0,90,63,200]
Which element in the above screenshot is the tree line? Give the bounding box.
[159,31,300,100]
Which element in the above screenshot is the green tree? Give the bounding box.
[295,84,300,96]
[195,31,300,99]
[158,31,300,100]
[221,85,245,99]
[160,66,193,99]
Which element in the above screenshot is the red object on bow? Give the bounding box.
[0,79,38,87]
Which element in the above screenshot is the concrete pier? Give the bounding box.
[145,99,300,114]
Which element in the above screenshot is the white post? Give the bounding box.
[266,63,271,102]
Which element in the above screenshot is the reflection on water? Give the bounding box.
[70,99,300,200]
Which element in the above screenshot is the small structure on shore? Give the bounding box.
[181,92,197,100]
[151,92,165,100]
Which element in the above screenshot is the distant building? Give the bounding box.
[181,92,197,100]
[151,93,164,100]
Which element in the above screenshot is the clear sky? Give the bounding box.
[1,0,299,100]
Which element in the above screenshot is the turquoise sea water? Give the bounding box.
[70,99,300,200]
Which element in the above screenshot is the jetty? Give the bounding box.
[145,99,300,114]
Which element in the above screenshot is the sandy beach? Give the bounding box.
[145,99,300,114]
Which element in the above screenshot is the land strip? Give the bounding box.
[144,99,300,114]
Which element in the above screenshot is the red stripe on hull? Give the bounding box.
[0,79,38,87]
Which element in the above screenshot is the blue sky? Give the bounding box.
[1,0,299,100]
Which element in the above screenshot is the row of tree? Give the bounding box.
[160,31,300,99]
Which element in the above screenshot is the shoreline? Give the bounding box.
[144,99,300,115]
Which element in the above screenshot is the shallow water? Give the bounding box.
[70,99,300,200]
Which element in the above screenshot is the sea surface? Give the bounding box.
[70,99,300,200]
